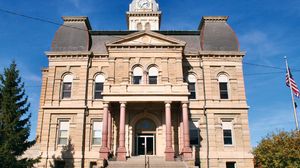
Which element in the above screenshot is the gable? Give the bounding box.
[121,35,172,45]
[106,31,186,47]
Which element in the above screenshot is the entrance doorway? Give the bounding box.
[135,118,156,155]
[136,134,155,155]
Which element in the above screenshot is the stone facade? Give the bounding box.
[35,1,253,167]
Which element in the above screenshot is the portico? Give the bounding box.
[99,96,193,161]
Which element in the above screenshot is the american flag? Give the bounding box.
[286,68,300,98]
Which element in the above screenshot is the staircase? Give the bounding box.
[107,156,188,168]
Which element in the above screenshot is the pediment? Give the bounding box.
[106,31,186,47]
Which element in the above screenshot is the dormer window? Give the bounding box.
[148,67,158,84]
[133,67,143,84]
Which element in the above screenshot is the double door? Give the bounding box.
[136,134,155,155]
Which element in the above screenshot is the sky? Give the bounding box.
[0,0,300,147]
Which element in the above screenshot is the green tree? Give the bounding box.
[0,61,39,168]
[253,130,300,168]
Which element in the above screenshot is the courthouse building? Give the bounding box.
[35,0,253,167]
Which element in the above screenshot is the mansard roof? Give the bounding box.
[51,16,91,52]
[199,16,240,51]
[50,16,240,54]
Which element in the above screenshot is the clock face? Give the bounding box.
[138,0,150,9]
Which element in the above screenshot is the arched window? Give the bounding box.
[148,67,158,84]
[137,23,142,31]
[188,74,196,99]
[62,74,73,99]
[133,67,143,84]
[218,74,229,99]
[94,74,105,99]
[145,22,151,30]
[136,119,156,132]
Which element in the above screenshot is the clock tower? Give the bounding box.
[127,0,161,31]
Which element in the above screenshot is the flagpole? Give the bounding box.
[285,56,299,130]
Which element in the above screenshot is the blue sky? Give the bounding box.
[0,0,299,147]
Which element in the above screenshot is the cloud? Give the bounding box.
[239,30,281,62]
[249,105,296,146]
[23,73,41,83]
[62,0,100,14]
[68,0,80,9]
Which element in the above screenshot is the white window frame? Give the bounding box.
[189,121,200,146]
[92,121,102,145]
[148,66,158,84]
[226,161,237,168]
[218,74,229,100]
[133,67,143,84]
[57,120,70,145]
[222,120,234,146]
[94,74,105,99]
[188,74,197,99]
[62,74,73,99]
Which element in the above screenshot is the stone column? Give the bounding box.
[182,102,192,159]
[117,102,127,161]
[100,103,109,159]
[165,102,174,161]
[107,110,112,151]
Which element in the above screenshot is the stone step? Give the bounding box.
[107,156,187,168]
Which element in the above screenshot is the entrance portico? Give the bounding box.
[99,100,192,161]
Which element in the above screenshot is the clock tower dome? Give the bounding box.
[127,0,161,31]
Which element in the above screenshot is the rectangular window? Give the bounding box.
[92,121,102,145]
[189,121,199,145]
[90,162,97,168]
[58,121,69,145]
[188,83,196,99]
[133,76,142,84]
[62,82,72,99]
[149,76,157,84]
[94,83,104,99]
[54,160,65,168]
[226,162,236,168]
[222,121,233,145]
[223,130,233,145]
[219,82,228,99]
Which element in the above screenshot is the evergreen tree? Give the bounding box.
[0,61,39,168]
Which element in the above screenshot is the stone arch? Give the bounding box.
[129,112,161,156]
[130,112,161,129]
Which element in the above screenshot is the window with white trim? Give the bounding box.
[218,74,229,99]
[222,121,233,145]
[188,74,196,99]
[226,162,236,168]
[189,121,200,146]
[94,75,105,99]
[133,67,143,84]
[92,121,102,145]
[62,74,73,99]
[148,67,158,84]
[58,120,69,145]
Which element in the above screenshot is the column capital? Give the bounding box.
[120,102,127,107]
[103,102,109,108]
[164,101,172,104]
[182,102,189,108]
